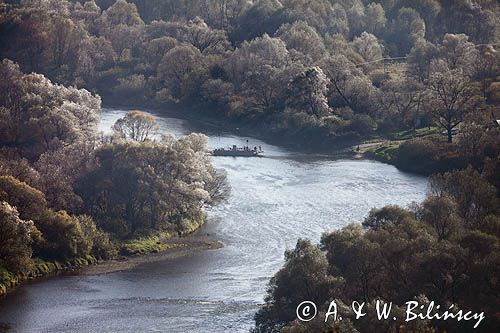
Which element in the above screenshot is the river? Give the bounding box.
[0,108,428,332]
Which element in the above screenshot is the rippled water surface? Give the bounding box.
[0,108,428,332]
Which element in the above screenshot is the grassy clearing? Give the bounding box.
[366,142,401,162]
[388,127,440,140]
[361,126,443,163]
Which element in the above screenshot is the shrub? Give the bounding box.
[34,211,91,260]
[76,215,117,259]
[0,201,37,273]
[0,176,47,221]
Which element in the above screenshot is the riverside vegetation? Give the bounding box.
[0,60,229,295]
[0,0,498,154]
[0,1,499,332]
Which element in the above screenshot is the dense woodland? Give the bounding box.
[253,166,500,332]
[0,58,228,287]
[0,0,498,151]
[0,0,499,331]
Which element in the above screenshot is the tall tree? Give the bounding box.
[287,67,331,117]
[112,110,159,142]
[426,62,482,143]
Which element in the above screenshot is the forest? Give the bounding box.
[0,0,498,153]
[0,58,228,293]
[0,0,499,331]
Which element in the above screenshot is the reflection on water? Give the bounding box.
[0,108,428,332]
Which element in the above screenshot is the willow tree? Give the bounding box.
[112,111,159,142]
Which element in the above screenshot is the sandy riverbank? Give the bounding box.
[81,234,223,276]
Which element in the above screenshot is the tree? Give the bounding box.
[352,31,384,64]
[0,201,36,273]
[380,77,425,130]
[46,16,85,74]
[98,0,144,27]
[430,167,499,225]
[287,67,331,117]
[204,169,231,206]
[21,0,72,16]
[35,210,91,260]
[274,20,326,64]
[0,59,101,161]
[422,195,461,240]
[254,239,340,333]
[439,34,479,75]
[408,39,440,84]
[157,45,204,102]
[279,0,349,36]
[346,2,366,37]
[72,1,101,31]
[0,175,100,261]
[75,215,116,259]
[229,0,284,43]
[400,0,440,35]
[362,205,414,230]
[77,135,228,237]
[229,34,292,112]
[104,24,145,60]
[113,75,147,102]
[75,36,116,85]
[0,176,48,222]
[364,2,387,35]
[318,55,377,114]
[113,111,159,142]
[426,62,482,143]
[142,36,177,69]
[181,17,230,54]
[34,142,97,212]
[230,33,289,85]
[390,7,425,55]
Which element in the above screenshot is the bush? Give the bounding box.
[0,201,37,273]
[347,114,376,136]
[34,210,91,260]
[0,176,47,221]
[362,205,414,230]
[76,215,117,259]
[395,138,467,175]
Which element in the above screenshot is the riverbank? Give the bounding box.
[83,234,222,275]
[103,101,361,154]
[103,102,448,176]
[1,108,429,332]
[0,255,99,297]
[0,229,222,297]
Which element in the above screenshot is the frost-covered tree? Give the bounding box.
[287,67,331,117]
[78,134,229,237]
[275,20,326,64]
[0,201,37,273]
[112,110,159,142]
[352,31,384,64]
[0,59,101,161]
[318,55,377,114]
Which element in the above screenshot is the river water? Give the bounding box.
[0,108,428,332]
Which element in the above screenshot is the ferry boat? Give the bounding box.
[212,145,264,157]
